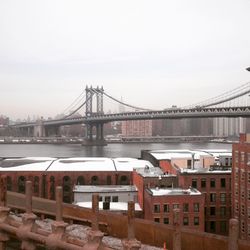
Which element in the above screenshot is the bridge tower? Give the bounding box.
[84,86,106,145]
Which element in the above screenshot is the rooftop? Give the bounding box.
[148,149,231,161]
[73,185,138,193]
[148,187,201,196]
[76,201,142,211]
[136,166,176,178]
[0,157,153,172]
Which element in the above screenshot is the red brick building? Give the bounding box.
[178,168,231,235]
[0,157,152,203]
[132,167,177,212]
[232,133,250,240]
[144,187,205,232]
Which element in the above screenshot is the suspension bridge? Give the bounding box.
[11,82,250,145]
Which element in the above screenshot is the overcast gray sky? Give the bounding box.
[1,0,250,120]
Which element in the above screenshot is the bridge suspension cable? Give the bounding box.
[61,90,85,115]
[97,89,152,111]
[185,81,250,108]
[63,91,94,119]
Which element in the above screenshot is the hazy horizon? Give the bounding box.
[1,0,250,120]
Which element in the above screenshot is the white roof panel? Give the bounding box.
[47,157,116,172]
[114,158,154,172]
[0,157,56,171]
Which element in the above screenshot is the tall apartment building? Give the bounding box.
[232,134,250,240]
[121,120,152,137]
[213,117,245,137]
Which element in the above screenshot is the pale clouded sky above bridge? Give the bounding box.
[1,0,250,120]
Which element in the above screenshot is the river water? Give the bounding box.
[0,142,232,158]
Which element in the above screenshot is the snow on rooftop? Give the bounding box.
[149,149,228,161]
[0,157,56,171]
[149,188,201,196]
[76,201,142,211]
[180,167,231,174]
[73,185,137,193]
[47,157,116,172]
[113,158,154,172]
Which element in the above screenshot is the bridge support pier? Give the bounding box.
[83,123,107,146]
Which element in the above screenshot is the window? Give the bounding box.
[91,176,98,185]
[183,203,189,212]
[164,204,169,213]
[192,179,197,188]
[183,217,189,226]
[194,203,199,212]
[163,217,169,224]
[173,204,179,209]
[34,176,39,194]
[120,175,128,185]
[99,196,103,201]
[76,176,85,185]
[154,218,160,223]
[7,176,12,191]
[154,204,160,213]
[187,160,192,169]
[210,221,216,233]
[112,196,118,202]
[210,178,216,188]
[220,221,227,233]
[105,196,111,202]
[210,193,216,202]
[49,176,55,200]
[201,178,206,188]
[18,176,26,193]
[220,207,226,216]
[194,217,199,226]
[220,178,226,188]
[106,176,112,185]
[210,207,216,216]
[220,193,226,203]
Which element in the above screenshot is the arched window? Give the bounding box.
[63,176,71,203]
[49,176,55,200]
[34,176,39,195]
[106,175,112,185]
[76,176,85,185]
[7,176,12,191]
[120,175,128,185]
[18,176,26,193]
[91,176,98,185]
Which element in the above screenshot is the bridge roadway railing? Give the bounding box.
[11,106,250,128]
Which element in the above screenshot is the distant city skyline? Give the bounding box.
[0,0,250,120]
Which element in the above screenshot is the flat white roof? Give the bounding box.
[149,149,227,161]
[47,157,116,172]
[149,188,201,196]
[76,201,142,211]
[73,185,137,193]
[0,157,56,171]
[113,158,154,172]
[180,168,231,174]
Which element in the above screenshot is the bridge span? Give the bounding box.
[9,85,250,145]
